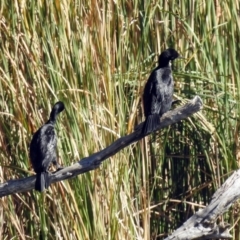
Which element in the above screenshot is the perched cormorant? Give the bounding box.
[30,101,65,192]
[142,48,181,134]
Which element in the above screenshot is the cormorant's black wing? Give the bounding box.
[143,67,174,116]
[143,69,163,116]
[39,124,57,167]
[158,67,174,115]
[30,124,57,172]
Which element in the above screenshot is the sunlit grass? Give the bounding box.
[0,0,239,239]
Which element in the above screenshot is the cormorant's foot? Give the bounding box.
[172,99,181,106]
[56,166,63,171]
[52,167,64,174]
[54,162,63,170]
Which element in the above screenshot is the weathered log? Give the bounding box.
[164,169,240,239]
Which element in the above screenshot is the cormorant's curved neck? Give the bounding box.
[46,118,56,125]
[158,54,172,68]
[48,111,59,124]
[158,61,171,68]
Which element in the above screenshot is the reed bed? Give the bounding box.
[0,0,239,239]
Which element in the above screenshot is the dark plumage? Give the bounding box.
[142,48,181,134]
[30,101,65,192]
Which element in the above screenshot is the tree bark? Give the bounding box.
[164,169,240,239]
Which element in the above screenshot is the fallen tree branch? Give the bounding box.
[0,96,203,197]
[164,169,240,239]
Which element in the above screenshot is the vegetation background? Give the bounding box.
[0,0,239,239]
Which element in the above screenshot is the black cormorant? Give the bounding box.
[30,101,65,192]
[142,48,181,134]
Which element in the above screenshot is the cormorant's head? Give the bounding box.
[49,101,65,122]
[158,48,181,67]
[53,101,65,113]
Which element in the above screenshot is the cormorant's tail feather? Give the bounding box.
[142,114,160,134]
[35,172,50,192]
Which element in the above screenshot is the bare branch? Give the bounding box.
[0,96,203,197]
[164,170,240,239]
